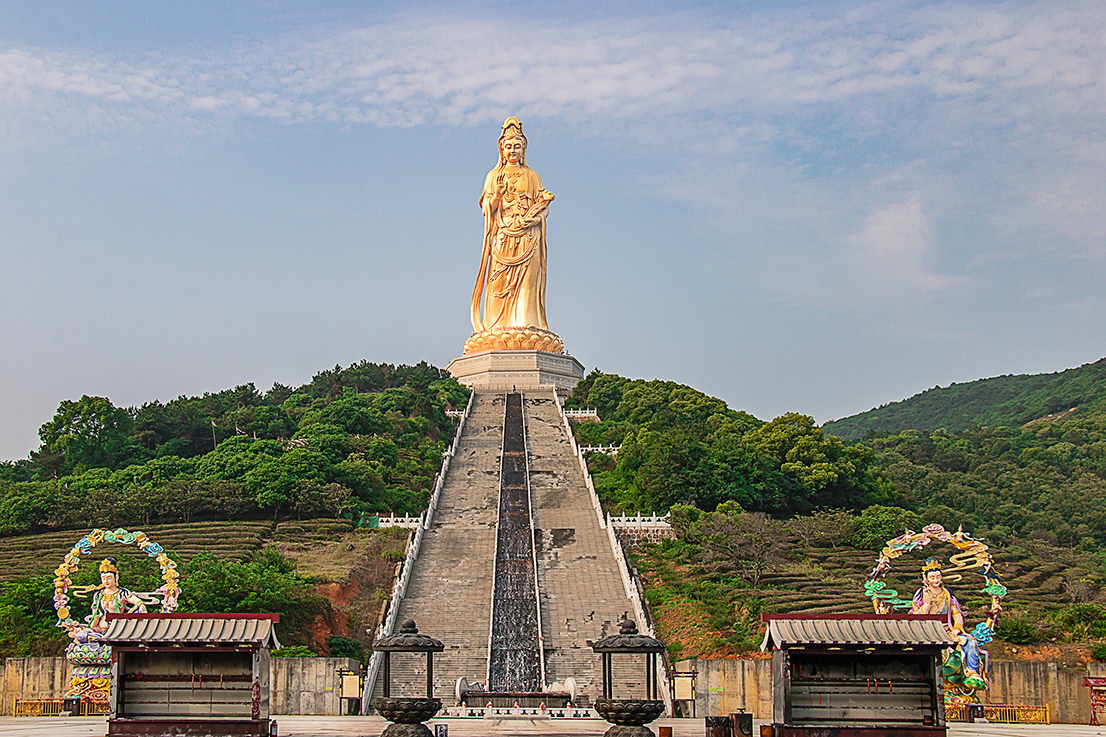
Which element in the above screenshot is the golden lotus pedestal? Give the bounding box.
[446,349,585,395]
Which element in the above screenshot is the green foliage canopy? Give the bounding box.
[179,548,329,649]
[0,362,469,535]
[568,372,888,516]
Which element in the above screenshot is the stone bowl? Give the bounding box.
[594,698,666,726]
[373,696,442,724]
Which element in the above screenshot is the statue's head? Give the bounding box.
[99,557,119,588]
[498,117,527,167]
[922,557,943,587]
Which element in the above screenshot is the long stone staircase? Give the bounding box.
[371,389,642,704]
[372,393,503,700]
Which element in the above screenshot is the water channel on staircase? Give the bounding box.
[488,392,543,691]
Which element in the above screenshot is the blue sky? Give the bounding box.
[1,1,1104,460]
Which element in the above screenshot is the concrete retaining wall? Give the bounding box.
[270,657,359,716]
[679,658,1106,724]
[2,657,360,716]
[1,657,70,715]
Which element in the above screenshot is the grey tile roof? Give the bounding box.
[103,616,281,649]
[761,617,952,651]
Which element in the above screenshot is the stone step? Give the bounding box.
[524,393,641,698]
[370,390,643,706]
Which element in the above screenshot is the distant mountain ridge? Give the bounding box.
[823,356,1106,441]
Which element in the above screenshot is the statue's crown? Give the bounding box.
[921,557,942,574]
[99,558,119,574]
[501,117,525,140]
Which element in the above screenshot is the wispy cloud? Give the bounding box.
[847,197,962,294]
[2,5,1102,134]
[1,2,1103,275]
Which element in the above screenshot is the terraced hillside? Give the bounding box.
[0,518,407,653]
[0,521,277,582]
[635,538,1090,661]
[758,546,1072,617]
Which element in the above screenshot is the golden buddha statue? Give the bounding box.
[464,118,565,355]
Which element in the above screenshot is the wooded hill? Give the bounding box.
[2,358,1104,662]
[0,361,470,535]
[823,356,1106,441]
[566,368,1106,660]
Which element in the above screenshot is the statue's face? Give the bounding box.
[502,137,524,165]
[925,570,943,587]
[101,571,117,588]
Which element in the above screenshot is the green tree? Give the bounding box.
[851,505,924,550]
[694,507,788,586]
[180,548,330,649]
[38,395,146,474]
[0,576,68,658]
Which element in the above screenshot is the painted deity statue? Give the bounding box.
[82,558,147,638]
[63,558,146,703]
[464,117,564,355]
[865,525,1006,708]
[53,529,180,708]
[912,557,990,693]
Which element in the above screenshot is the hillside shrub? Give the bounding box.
[997,617,1041,645]
[381,548,406,563]
[179,547,330,648]
[326,635,364,661]
[851,506,924,550]
[273,645,316,658]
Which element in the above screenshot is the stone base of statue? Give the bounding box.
[447,349,585,394]
[603,726,656,737]
[381,724,434,737]
[65,641,112,704]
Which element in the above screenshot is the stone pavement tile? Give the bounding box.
[0,717,107,735]
[4,717,1106,736]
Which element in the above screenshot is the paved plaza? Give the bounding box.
[0,717,1104,736]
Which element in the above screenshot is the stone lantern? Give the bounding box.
[591,619,667,737]
[373,619,445,737]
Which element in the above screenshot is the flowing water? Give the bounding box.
[488,393,542,691]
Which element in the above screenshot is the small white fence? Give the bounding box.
[608,513,671,530]
[579,444,621,456]
[376,515,422,529]
[564,408,599,420]
[609,513,674,544]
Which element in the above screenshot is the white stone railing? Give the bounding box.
[608,513,671,530]
[564,408,599,420]
[424,391,474,530]
[376,514,422,529]
[579,444,621,456]
[604,518,673,716]
[362,391,474,712]
[551,387,606,529]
